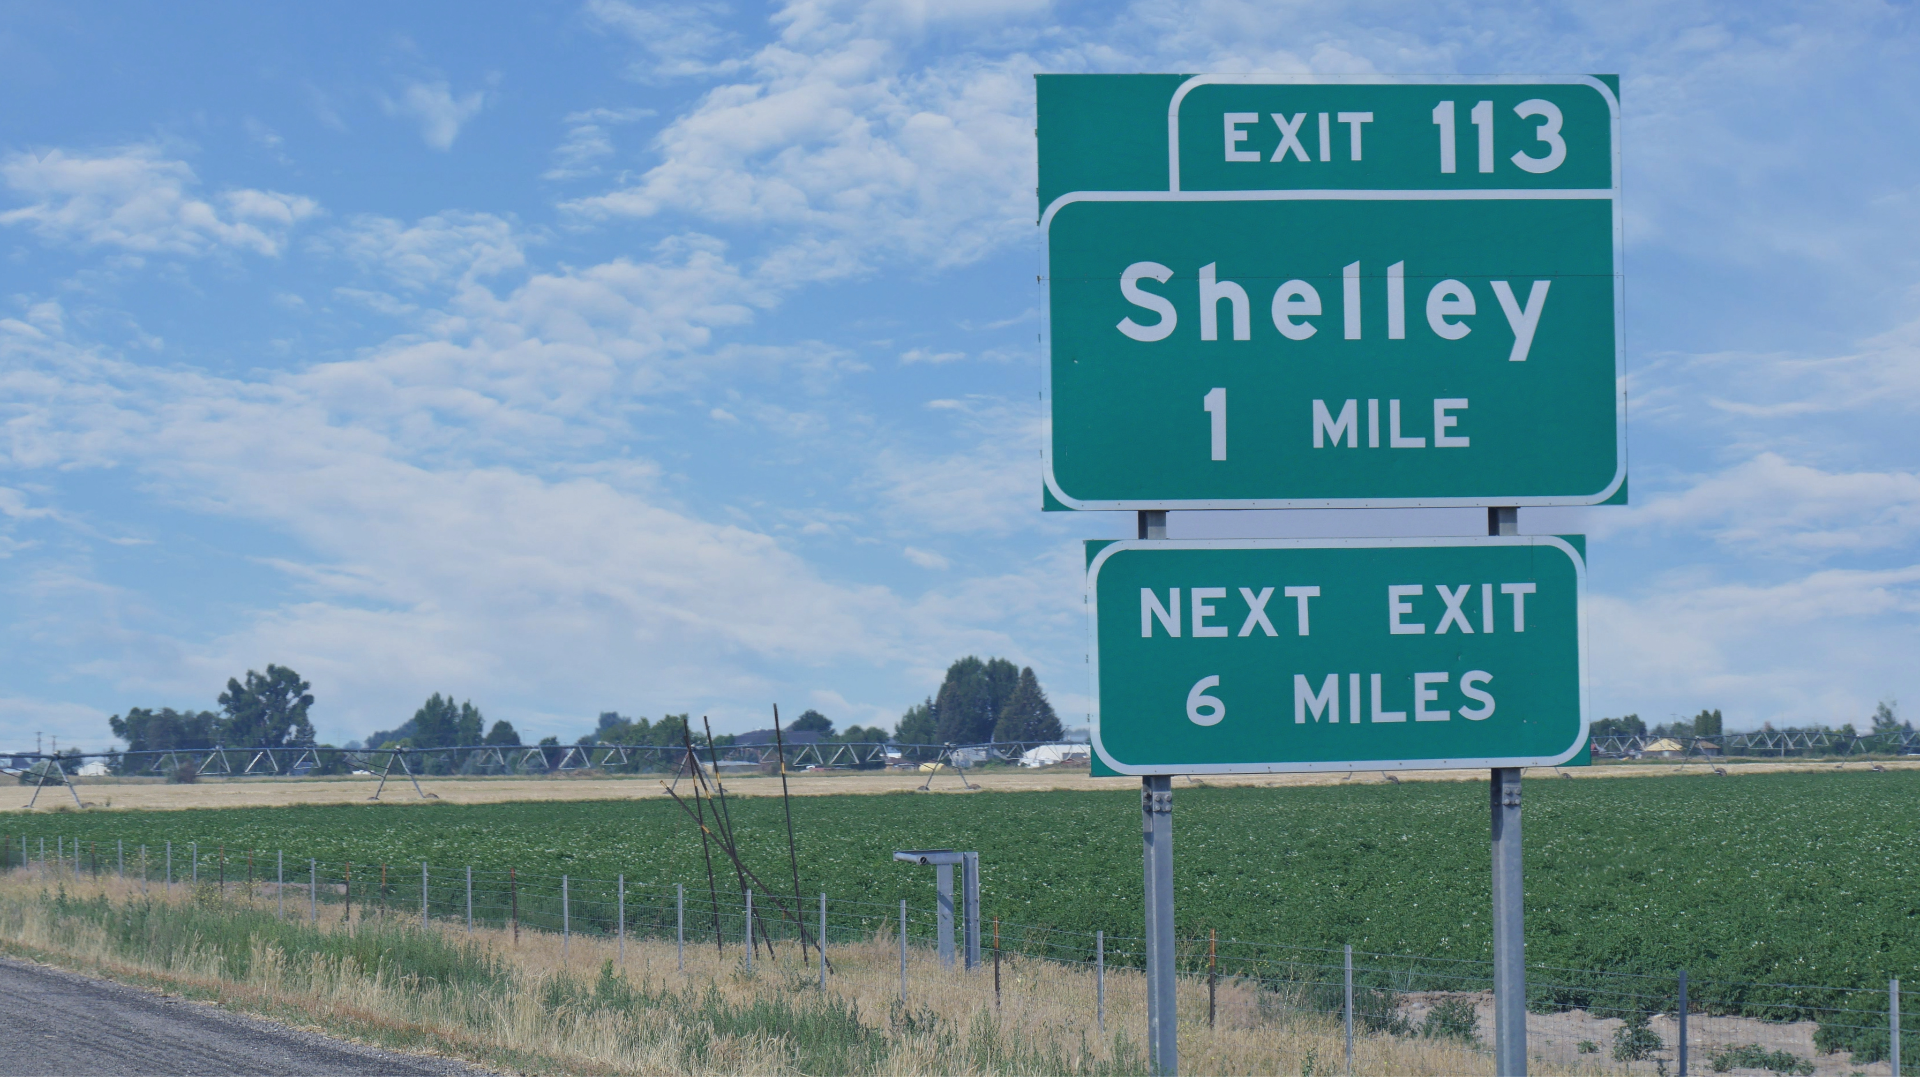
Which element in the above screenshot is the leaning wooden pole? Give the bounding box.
[772,704,810,962]
[703,714,769,958]
[681,725,726,954]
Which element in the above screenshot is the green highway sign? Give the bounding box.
[1086,536,1587,774]
[1039,75,1623,509]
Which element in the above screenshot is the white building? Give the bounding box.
[1019,743,1091,768]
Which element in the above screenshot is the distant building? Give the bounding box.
[1643,737,1686,759]
[77,761,111,776]
[1020,743,1091,768]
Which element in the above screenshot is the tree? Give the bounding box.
[1871,699,1907,736]
[108,708,219,756]
[1590,714,1646,739]
[649,714,693,747]
[483,720,522,746]
[993,667,1064,742]
[1693,708,1724,739]
[457,702,484,745]
[790,710,834,737]
[895,698,936,748]
[216,665,315,748]
[408,693,462,747]
[933,656,1020,744]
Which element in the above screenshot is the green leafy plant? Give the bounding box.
[1420,997,1478,1043]
[1612,1011,1664,1062]
[1708,1044,1813,1076]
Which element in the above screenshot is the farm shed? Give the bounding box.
[1643,737,1686,759]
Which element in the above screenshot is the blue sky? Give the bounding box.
[1,0,1916,750]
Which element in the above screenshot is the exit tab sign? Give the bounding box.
[1038,75,1623,510]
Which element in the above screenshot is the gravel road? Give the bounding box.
[0,955,481,1076]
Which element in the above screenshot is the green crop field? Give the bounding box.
[8,771,1917,997]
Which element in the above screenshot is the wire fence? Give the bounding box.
[2,831,1910,1075]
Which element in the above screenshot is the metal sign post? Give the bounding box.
[894,850,977,970]
[1038,73,1619,1078]
[1491,767,1525,1074]
[962,852,981,969]
[1142,776,1177,1076]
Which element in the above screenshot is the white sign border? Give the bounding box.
[1039,74,1627,511]
[1085,534,1591,775]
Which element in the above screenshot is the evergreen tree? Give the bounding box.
[457,701,485,745]
[1693,708,1724,739]
[406,693,462,747]
[993,667,1064,742]
[933,656,1020,744]
[895,697,937,750]
[483,720,522,746]
[216,665,315,747]
[1871,699,1906,736]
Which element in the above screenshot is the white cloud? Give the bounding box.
[320,211,526,292]
[1598,453,1920,556]
[545,106,654,181]
[866,396,1041,536]
[583,0,744,80]
[898,347,963,364]
[0,323,941,737]
[902,545,949,569]
[1589,565,1920,729]
[0,145,319,257]
[383,81,489,151]
[561,31,1038,282]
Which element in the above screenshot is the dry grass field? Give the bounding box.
[39,756,1919,812]
[0,863,1613,1075]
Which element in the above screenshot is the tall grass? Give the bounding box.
[0,864,1549,1075]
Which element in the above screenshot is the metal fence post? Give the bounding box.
[562,874,570,961]
[1097,930,1106,1032]
[899,899,907,1000]
[117,839,124,879]
[166,841,172,893]
[466,867,472,933]
[617,874,625,965]
[677,884,685,972]
[743,888,752,973]
[1491,767,1526,1076]
[191,842,197,885]
[1894,977,1903,1078]
[277,851,284,919]
[1345,944,1355,1075]
[1677,969,1688,1076]
[819,893,828,989]
[309,858,317,922]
